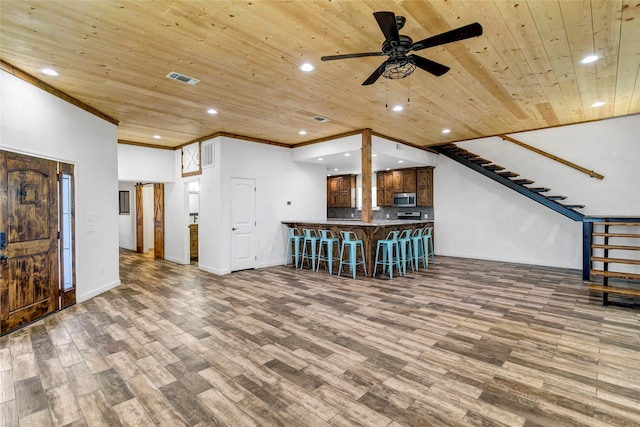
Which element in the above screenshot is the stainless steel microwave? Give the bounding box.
[392,193,416,207]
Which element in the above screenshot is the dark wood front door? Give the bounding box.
[0,151,59,334]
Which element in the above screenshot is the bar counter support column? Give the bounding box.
[361,129,372,224]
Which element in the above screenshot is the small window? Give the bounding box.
[119,190,130,214]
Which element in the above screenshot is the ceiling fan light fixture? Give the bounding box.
[381,57,416,80]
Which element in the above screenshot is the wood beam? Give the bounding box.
[361,129,373,224]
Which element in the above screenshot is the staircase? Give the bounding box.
[587,220,640,305]
[434,144,585,220]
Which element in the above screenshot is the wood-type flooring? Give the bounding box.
[1,250,639,426]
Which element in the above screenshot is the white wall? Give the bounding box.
[198,136,326,275]
[117,144,175,183]
[1,70,120,302]
[118,182,136,250]
[435,114,640,269]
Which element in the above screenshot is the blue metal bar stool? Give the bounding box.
[338,231,367,279]
[373,231,400,279]
[301,229,320,270]
[423,226,435,265]
[396,229,414,275]
[410,227,424,270]
[317,229,340,275]
[285,227,303,268]
[416,226,435,269]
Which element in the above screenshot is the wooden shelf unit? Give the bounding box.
[589,221,640,305]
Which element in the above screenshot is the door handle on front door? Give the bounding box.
[232,227,237,231]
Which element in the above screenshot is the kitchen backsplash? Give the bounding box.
[328,206,434,221]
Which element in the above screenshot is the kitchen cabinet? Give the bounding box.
[416,167,433,207]
[376,171,394,206]
[376,167,427,206]
[392,169,416,193]
[327,175,355,207]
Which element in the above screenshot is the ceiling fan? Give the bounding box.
[321,11,483,85]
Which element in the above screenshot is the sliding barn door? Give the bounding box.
[0,151,59,334]
[135,184,144,253]
[153,183,164,259]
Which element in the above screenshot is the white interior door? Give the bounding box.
[231,178,257,271]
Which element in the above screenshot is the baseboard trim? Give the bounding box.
[77,279,121,303]
[199,264,230,276]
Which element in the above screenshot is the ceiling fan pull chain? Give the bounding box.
[385,79,388,108]
[407,79,411,104]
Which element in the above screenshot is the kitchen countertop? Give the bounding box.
[282,219,432,227]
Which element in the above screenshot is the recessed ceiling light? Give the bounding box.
[41,68,59,76]
[372,154,378,157]
[299,63,315,72]
[327,174,332,177]
[386,168,391,171]
[207,108,218,115]
[334,168,339,171]
[591,101,606,107]
[392,105,403,112]
[153,135,162,139]
[344,153,350,157]
[581,55,599,64]
[299,130,307,135]
[441,128,451,134]
[317,157,323,161]
[398,160,404,163]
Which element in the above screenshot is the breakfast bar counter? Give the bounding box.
[282,219,433,276]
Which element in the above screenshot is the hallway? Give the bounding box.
[1,250,639,426]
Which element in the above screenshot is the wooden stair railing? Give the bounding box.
[588,221,640,306]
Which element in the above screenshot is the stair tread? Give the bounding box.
[590,270,640,281]
[588,284,640,297]
[469,157,492,164]
[591,256,640,265]
[593,232,640,238]
[527,187,551,192]
[545,195,567,200]
[511,179,535,184]
[484,164,505,171]
[562,204,585,209]
[497,171,519,177]
[592,244,640,251]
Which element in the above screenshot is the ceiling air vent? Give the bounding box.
[166,71,200,85]
[311,115,330,123]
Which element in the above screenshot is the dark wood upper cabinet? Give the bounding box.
[327,175,355,208]
[416,167,433,207]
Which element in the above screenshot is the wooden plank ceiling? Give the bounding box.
[1,1,639,149]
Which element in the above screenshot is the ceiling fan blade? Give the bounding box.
[373,11,400,47]
[410,55,450,77]
[410,22,483,51]
[321,52,385,61]
[362,60,389,86]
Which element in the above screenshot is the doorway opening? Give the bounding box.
[187,180,199,265]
